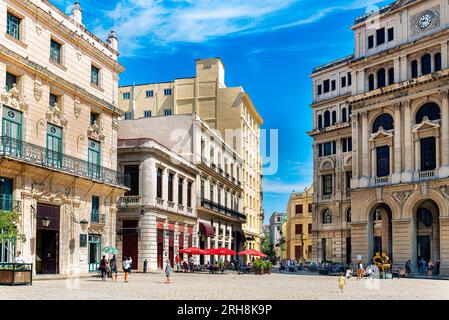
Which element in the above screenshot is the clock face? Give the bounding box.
[419,13,432,29]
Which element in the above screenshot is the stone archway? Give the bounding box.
[368,203,393,262]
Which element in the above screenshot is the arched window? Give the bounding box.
[318,115,323,129]
[322,209,332,224]
[368,74,375,91]
[332,111,337,125]
[388,68,394,85]
[411,60,418,78]
[372,114,394,133]
[415,102,441,123]
[435,53,442,72]
[421,54,432,75]
[346,208,352,223]
[324,111,331,127]
[377,68,386,88]
[342,108,347,123]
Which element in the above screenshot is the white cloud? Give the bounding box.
[80,0,388,56]
[263,177,311,195]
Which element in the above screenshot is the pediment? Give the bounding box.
[413,117,440,132]
[320,158,335,170]
[370,127,394,141]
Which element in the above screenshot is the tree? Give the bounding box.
[261,231,275,262]
[0,210,25,243]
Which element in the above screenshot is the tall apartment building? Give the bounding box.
[118,58,264,251]
[285,186,313,262]
[0,0,127,275]
[117,114,245,270]
[269,212,285,259]
[309,0,449,274]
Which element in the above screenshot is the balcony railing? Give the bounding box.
[374,176,390,185]
[0,136,129,188]
[419,170,435,180]
[91,212,106,225]
[201,198,246,222]
[321,194,332,201]
[118,195,142,207]
[0,194,21,213]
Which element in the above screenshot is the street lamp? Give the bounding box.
[79,219,89,231]
[41,216,51,227]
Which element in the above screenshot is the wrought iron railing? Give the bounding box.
[0,194,21,212]
[0,136,129,188]
[118,195,142,207]
[91,212,106,225]
[201,198,246,221]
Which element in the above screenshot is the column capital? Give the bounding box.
[403,99,412,108]
[439,89,449,100]
[360,110,368,118]
[393,102,402,111]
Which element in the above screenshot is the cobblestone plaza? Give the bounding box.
[1,273,448,300]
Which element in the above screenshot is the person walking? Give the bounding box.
[122,256,132,282]
[109,254,118,282]
[165,259,171,284]
[286,259,291,272]
[428,260,435,277]
[277,259,282,273]
[99,255,108,281]
[175,254,181,272]
[405,260,411,276]
[338,273,346,293]
[419,258,426,275]
[356,261,364,280]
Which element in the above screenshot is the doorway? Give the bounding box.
[88,234,101,272]
[122,220,139,270]
[35,204,60,274]
[157,229,163,269]
[417,235,431,262]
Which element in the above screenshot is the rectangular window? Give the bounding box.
[322,175,333,195]
[5,72,17,92]
[331,80,336,91]
[157,168,163,199]
[387,28,394,42]
[87,139,101,179]
[348,137,352,152]
[308,203,312,213]
[308,224,312,234]
[295,224,303,235]
[164,109,172,116]
[124,112,133,120]
[122,92,130,100]
[323,142,332,156]
[421,137,436,171]
[6,12,20,40]
[376,145,390,177]
[318,144,323,157]
[317,85,322,95]
[49,93,58,107]
[91,196,100,223]
[91,65,100,86]
[187,181,192,208]
[164,88,172,96]
[368,35,374,49]
[143,110,151,118]
[168,173,174,202]
[341,76,346,88]
[348,72,352,86]
[201,180,205,199]
[2,106,22,157]
[145,90,154,98]
[376,28,385,46]
[346,171,352,190]
[50,39,62,64]
[295,204,303,214]
[46,124,62,168]
[90,112,99,125]
[323,80,330,93]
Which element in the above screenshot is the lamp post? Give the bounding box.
[41,216,51,228]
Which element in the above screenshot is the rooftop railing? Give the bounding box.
[201,198,246,222]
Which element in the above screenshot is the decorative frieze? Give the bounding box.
[46,103,68,127]
[0,84,28,112]
[87,120,105,141]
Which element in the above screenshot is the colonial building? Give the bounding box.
[309,0,449,274]
[118,114,245,269]
[0,0,127,276]
[117,58,264,252]
[269,212,285,259]
[285,186,313,262]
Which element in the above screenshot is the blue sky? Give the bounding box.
[55,0,391,224]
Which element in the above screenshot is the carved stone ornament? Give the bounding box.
[112,117,119,130]
[393,191,411,208]
[74,97,81,118]
[0,84,28,111]
[440,186,449,201]
[87,120,105,141]
[46,103,68,127]
[34,78,43,102]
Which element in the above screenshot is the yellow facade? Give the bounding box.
[117,58,264,251]
[285,187,313,262]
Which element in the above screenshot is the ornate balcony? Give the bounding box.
[91,212,106,225]
[0,136,129,188]
[118,195,142,207]
[200,198,246,222]
[419,170,436,181]
[374,176,390,186]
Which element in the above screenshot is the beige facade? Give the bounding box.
[285,187,313,262]
[0,0,126,276]
[309,0,449,275]
[117,114,245,269]
[118,58,264,251]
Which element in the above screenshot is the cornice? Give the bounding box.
[0,44,123,116]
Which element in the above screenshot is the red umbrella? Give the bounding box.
[207,248,236,256]
[179,247,207,255]
[238,249,267,257]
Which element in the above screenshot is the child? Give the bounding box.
[165,259,171,284]
[338,273,346,293]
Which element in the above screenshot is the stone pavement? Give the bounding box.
[1,272,448,300]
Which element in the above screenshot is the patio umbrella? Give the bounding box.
[207,248,236,256]
[103,246,119,254]
[179,247,207,255]
[238,249,267,258]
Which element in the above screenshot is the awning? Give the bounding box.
[199,222,215,237]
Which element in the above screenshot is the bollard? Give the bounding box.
[143,259,148,273]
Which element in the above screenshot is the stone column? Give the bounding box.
[414,137,420,173]
[436,134,441,170]
[442,42,448,70]
[440,90,449,169]
[361,111,370,180]
[439,217,449,276]
[389,143,394,177]
[393,103,402,177]
[351,113,359,178]
[403,100,413,181]
[371,146,376,178]
[394,57,400,83]
[139,211,157,271]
